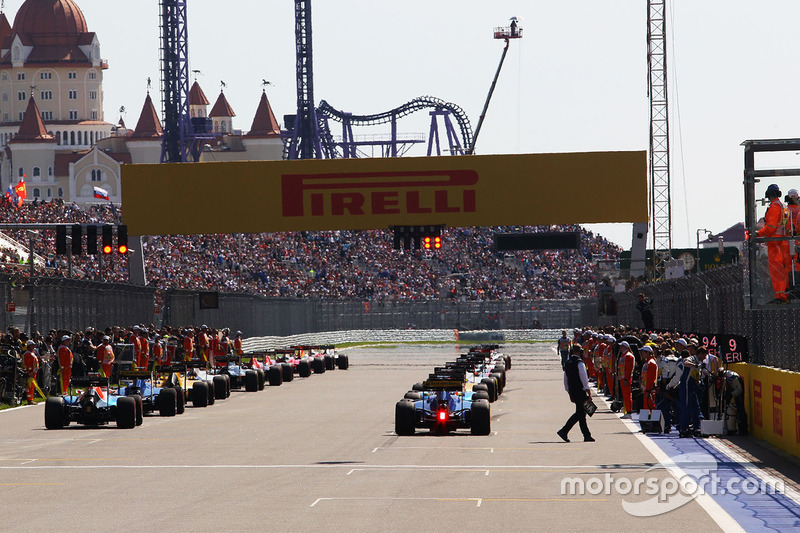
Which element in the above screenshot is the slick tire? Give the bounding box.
[131,394,144,426]
[336,355,349,370]
[44,396,66,429]
[116,396,136,429]
[324,355,335,371]
[470,399,491,435]
[297,360,311,378]
[268,365,283,386]
[245,370,259,392]
[281,363,294,382]
[213,375,227,400]
[312,357,326,374]
[412,382,425,391]
[481,378,497,403]
[158,388,177,417]
[175,386,185,415]
[207,381,216,405]
[404,391,422,400]
[472,391,490,402]
[395,400,416,436]
[192,381,209,408]
[256,369,265,390]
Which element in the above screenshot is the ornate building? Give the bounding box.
[0,0,282,206]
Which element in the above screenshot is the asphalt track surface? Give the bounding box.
[0,343,756,532]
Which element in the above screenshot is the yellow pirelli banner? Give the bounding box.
[121,151,647,235]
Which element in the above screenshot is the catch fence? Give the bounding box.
[613,264,799,371]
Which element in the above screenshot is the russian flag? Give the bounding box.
[93,186,110,201]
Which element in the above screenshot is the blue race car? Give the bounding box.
[44,374,139,429]
[395,371,491,436]
[117,369,183,418]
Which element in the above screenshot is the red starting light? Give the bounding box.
[437,410,448,422]
[102,244,113,255]
[118,244,128,254]
[433,236,442,249]
[423,236,433,249]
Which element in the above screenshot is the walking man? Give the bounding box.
[557,330,571,370]
[557,345,595,442]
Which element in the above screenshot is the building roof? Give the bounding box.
[9,96,56,143]
[12,0,88,43]
[209,91,235,118]
[130,93,162,140]
[54,151,85,177]
[189,81,210,106]
[0,13,12,44]
[246,91,281,138]
[0,0,96,65]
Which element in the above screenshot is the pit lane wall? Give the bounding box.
[240,328,560,352]
[729,362,800,458]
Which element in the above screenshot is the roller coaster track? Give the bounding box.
[317,96,474,153]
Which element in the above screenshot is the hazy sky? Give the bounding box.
[5,0,800,250]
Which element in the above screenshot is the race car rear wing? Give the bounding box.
[71,373,109,388]
[422,379,464,391]
[118,370,153,380]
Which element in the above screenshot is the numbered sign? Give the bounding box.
[698,334,749,364]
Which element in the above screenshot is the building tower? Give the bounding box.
[0,0,112,198]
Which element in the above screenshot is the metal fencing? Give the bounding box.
[160,291,594,336]
[614,264,799,372]
[2,275,156,334]
[13,265,797,371]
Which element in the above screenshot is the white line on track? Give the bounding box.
[595,389,746,533]
[311,497,484,508]
[0,463,667,471]
[0,404,40,414]
[373,446,494,452]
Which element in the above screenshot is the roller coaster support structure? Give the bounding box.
[427,109,465,156]
[318,96,473,159]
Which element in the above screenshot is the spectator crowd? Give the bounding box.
[0,200,621,301]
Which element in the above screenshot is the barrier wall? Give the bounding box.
[730,362,800,458]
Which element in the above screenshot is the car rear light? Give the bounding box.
[438,410,448,422]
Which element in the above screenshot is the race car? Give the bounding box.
[245,353,285,386]
[216,354,263,392]
[117,369,183,417]
[411,348,508,403]
[44,374,139,429]
[289,345,349,372]
[395,370,491,436]
[271,349,306,379]
[156,361,228,407]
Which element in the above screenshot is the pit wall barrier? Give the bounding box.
[730,362,800,459]
[241,328,561,353]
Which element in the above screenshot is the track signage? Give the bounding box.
[121,151,646,236]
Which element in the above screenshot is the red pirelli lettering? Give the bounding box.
[282,170,479,217]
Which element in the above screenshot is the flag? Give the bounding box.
[3,186,11,201]
[93,186,110,201]
[13,178,26,200]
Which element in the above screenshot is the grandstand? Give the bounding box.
[0,201,620,300]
